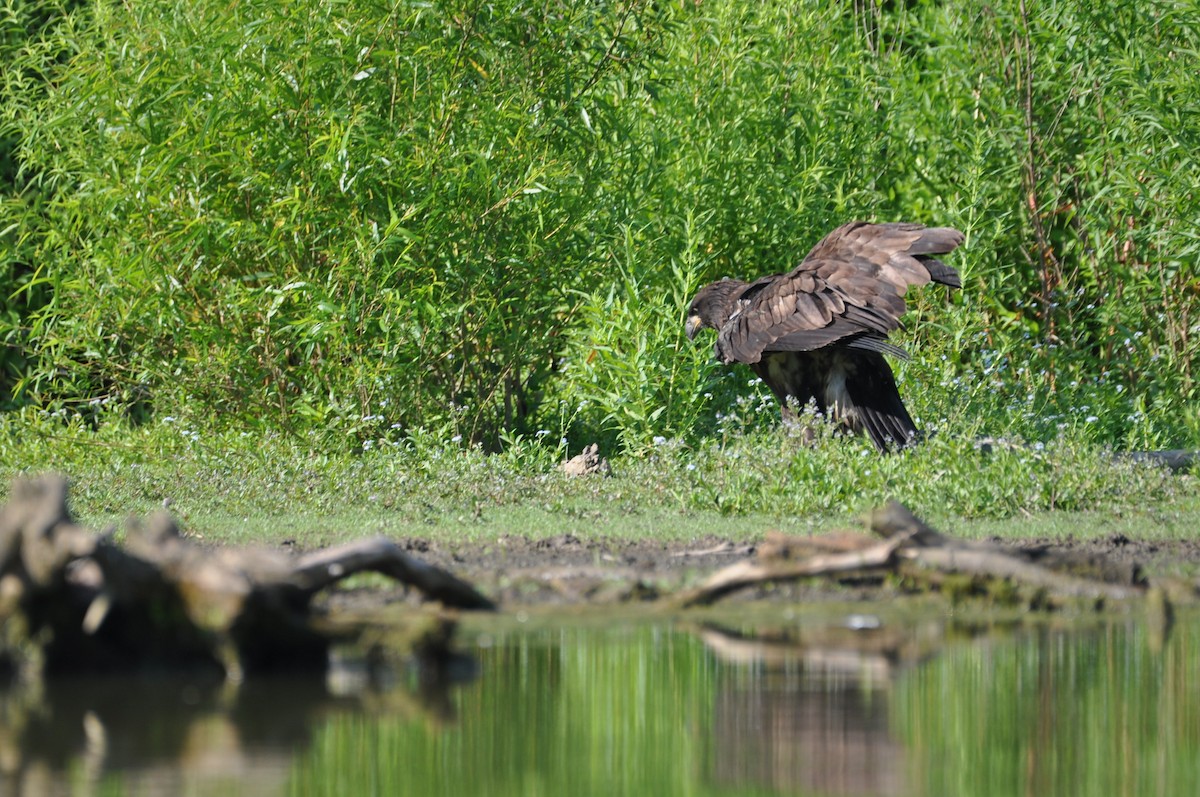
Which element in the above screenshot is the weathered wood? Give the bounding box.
[676,498,1156,608]
[675,534,911,608]
[896,547,1143,601]
[1118,449,1198,473]
[0,474,494,679]
[870,498,1145,599]
[0,475,96,588]
[757,529,881,560]
[869,499,950,547]
[290,538,494,609]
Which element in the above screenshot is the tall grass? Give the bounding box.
[2,0,1198,452]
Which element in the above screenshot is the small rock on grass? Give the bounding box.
[561,443,612,477]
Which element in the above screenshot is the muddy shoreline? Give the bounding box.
[5,473,1195,683]
[323,531,1200,609]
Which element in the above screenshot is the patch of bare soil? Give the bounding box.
[994,534,1200,576]
[324,529,1200,609]
[326,534,756,608]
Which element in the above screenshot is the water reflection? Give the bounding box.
[699,622,911,795]
[2,610,1199,796]
[0,651,475,797]
[3,675,309,797]
[710,664,902,795]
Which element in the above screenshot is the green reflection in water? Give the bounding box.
[7,613,1200,796]
[895,618,1200,797]
[289,625,748,796]
[289,616,1200,797]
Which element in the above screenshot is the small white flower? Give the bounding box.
[1085,415,1098,423]
[653,436,667,445]
[451,434,463,443]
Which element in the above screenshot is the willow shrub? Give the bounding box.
[547,1,925,451]
[881,0,1200,450]
[0,0,81,406]
[3,0,675,444]
[4,0,1200,453]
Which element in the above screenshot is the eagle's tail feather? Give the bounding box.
[858,403,919,452]
[845,352,919,453]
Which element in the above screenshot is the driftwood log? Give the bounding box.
[677,499,1173,609]
[0,475,493,680]
[675,534,913,608]
[869,501,1146,601]
[973,438,1199,474]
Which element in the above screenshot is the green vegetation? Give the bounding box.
[11,614,1200,795]
[1,408,1193,545]
[293,618,1200,796]
[1,0,1198,533]
[11,605,1200,795]
[4,0,1200,448]
[899,619,1200,796]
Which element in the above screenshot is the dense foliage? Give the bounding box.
[0,406,1190,531]
[3,0,1198,452]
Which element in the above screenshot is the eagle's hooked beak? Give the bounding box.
[685,314,703,340]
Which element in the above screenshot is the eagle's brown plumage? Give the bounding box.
[685,221,964,451]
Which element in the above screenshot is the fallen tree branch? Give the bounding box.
[896,547,1142,601]
[871,499,1144,600]
[674,498,1157,608]
[674,533,912,608]
[291,538,494,609]
[1,474,493,680]
[1117,449,1198,473]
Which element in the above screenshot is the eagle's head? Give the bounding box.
[685,279,748,340]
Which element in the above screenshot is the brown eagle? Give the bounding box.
[685,221,964,451]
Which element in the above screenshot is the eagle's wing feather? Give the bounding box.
[715,222,963,365]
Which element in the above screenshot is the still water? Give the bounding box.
[3,607,1198,796]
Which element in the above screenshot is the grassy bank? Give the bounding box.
[4,409,1193,546]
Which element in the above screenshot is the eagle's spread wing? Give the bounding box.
[684,220,964,452]
[715,222,963,365]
